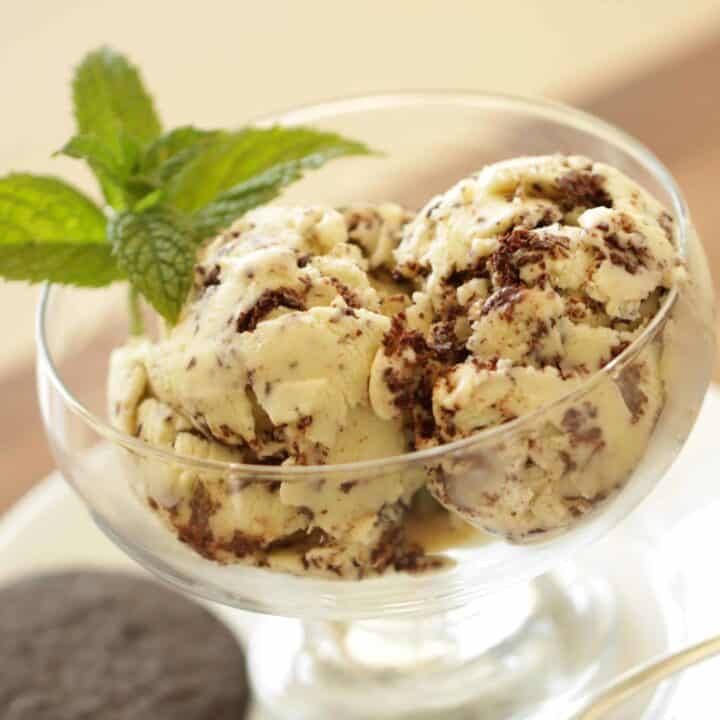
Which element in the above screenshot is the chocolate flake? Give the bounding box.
[175,482,219,559]
[202,264,221,288]
[481,286,524,320]
[556,170,613,211]
[298,506,315,521]
[603,231,649,275]
[236,288,306,333]
[658,211,674,243]
[218,531,266,560]
[428,321,468,364]
[561,406,606,447]
[616,363,648,423]
[489,228,569,287]
[329,278,362,309]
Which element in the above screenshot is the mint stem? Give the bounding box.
[127,285,145,335]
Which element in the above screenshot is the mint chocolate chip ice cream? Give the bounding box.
[372,155,676,538]
[108,155,681,575]
[109,203,440,578]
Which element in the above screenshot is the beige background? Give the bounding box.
[2,0,720,376]
[2,0,720,509]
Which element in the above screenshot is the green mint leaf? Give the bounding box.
[73,47,162,150]
[164,126,372,213]
[109,205,197,323]
[57,134,126,182]
[131,188,164,212]
[140,126,221,185]
[0,174,106,244]
[71,47,162,209]
[55,133,140,208]
[60,132,145,211]
[0,173,120,286]
[192,162,307,238]
[0,243,122,286]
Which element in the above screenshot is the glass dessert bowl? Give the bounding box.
[37,93,714,719]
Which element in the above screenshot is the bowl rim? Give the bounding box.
[36,90,685,478]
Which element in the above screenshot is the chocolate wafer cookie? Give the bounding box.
[0,570,249,719]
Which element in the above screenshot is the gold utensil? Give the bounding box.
[571,634,720,718]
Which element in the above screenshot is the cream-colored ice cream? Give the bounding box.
[108,203,447,578]
[372,155,678,538]
[108,154,681,574]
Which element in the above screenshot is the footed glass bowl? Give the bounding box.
[37,93,715,719]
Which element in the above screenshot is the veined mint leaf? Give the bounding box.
[140,126,221,185]
[109,206,197,323]
[192,162,306,238]
[73,47,162,150]
[0,243,122,286]
[55,135,148,210]
[164,126,372,213]
[72,47,162,209]
[0,174,106,244]
[0,173,120,286]
[56,133,141,208]
[57,134,126,182]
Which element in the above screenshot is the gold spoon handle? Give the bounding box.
[571,634,720,719]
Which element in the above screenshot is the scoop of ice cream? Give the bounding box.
[372,155,679,538]
[141,205,401,465]
[108,203,447,578]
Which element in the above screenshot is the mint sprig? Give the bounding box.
[0,47,373,324]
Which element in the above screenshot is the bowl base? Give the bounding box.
[246,524,684,720]
[249,570,614,719]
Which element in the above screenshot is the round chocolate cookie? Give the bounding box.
[0,570,249,719]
